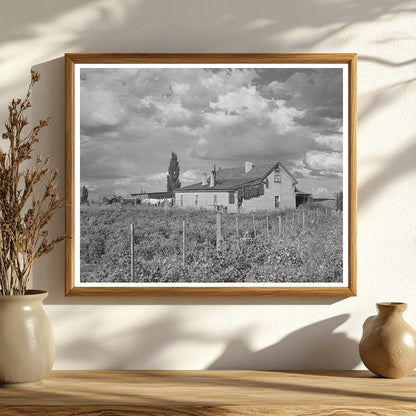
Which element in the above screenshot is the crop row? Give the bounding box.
[80,205,343,284]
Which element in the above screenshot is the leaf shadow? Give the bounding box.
[207,314,360,370]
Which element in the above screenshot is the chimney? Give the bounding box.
[245,161,252,173]
[202,172,207,186]
[210,165,216,187]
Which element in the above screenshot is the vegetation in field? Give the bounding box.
[80,205,343,284]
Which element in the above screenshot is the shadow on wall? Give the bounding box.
[53,307,359,370]
[1,0,413,53]
[30,56,67,302]
[359,139,416,210]
[22,0,415,304]
[54,310,215,369]
[208,314,360,370]
[0,0,414,97]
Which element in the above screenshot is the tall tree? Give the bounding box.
[167,152,181,197]
[81,186,89,205]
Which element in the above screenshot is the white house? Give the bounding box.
[174,161,297,213]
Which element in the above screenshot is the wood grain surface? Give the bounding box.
[1,370,415,415]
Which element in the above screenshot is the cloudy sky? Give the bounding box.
[79,65,344,201]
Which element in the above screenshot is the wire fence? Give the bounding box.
[127,206,336,280]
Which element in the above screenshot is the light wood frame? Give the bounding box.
[65,53,357,297]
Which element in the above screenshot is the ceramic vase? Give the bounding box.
[359,302,416,378]
[0,290,55,387]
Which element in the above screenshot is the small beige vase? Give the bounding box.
[0,290,55,387]
[359,302,416,378]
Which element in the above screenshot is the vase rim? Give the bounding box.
[0,290,48,301]
[377,302,407,312]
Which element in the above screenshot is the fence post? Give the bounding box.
[266,213,270,239]
[216,211,222,251]
[236,216,240,252]
[182,220,186,266]
[302,211,305,227]
[252,214,257,238]
[278,215,282,235]
[130,223,135,281]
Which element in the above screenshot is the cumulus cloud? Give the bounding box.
[266,70,343,111]
[80,66,344,198]
[80,83,126,133]
[181,170,199,185]
[314,187,329,196]
[303,151,343,177]
[147,172,167,182]
[313,132,343,152]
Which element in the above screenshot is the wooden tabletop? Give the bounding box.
[1,370,415,415]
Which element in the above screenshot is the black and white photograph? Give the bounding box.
[66,54,356,295]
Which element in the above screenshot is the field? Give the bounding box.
[80,204,343,284]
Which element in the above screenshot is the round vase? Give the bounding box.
[0,290,55,387]
[359,302,416,378]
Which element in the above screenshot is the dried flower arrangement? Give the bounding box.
[0,71,65,295]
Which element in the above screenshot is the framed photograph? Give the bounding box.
[65,53,356,296]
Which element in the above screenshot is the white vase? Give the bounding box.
[0,290,55,387]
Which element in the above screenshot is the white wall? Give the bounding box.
[176,190,229,210]
[241,168,296,211]
[1,0,415,370]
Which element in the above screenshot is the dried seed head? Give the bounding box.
[31,70,41,82]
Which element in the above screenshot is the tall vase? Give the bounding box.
[0,290,55,387]
[359,302,416,378]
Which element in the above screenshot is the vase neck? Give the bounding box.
[377,302,407,316]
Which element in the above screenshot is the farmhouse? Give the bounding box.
[174,161,297,213]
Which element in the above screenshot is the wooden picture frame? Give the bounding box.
[65,53,356,296]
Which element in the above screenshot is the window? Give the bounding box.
[265,177,269,189]
[229,192,235,204]
[275,196,280,208]
[274,168,281,183]
[180,195,183,206]
[213,195,217,205]
[195,195,198,206]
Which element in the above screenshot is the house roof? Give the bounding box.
[175,162,297,193]
[131,192,171,199]
[295,188,313,196]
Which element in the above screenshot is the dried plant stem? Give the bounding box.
[0,71,65,295]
